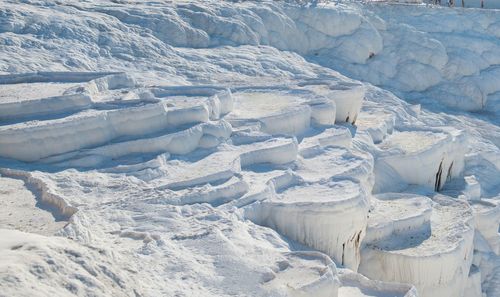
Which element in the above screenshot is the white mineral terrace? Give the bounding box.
[0,176,67,236]
[0,70,497,297]
[0,75,233,162]
[363,193,432,244]
[295,146,374,192]
[230,91,305,119]
[263,251,341,297]
[0,82,82,103]
[0,5,500,290]
[337,270,417,297]
[0,0,499,295]
[227,90,317,136]
[374,128,466,192]
[355,111,395,143]
[378,131,447,154]
[299,81,366,125]
[360,194,475,297]
[246,180,369,271]
[298,127,353,152]
[470,199,500,254]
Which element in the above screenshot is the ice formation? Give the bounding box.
[0,0,499,296]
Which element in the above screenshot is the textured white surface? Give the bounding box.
[0,1,499,296]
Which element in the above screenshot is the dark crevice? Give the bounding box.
[351,113,358,125]
[341,243,345,266]
[355,231,362,250]
[435,159,444,192]
[446,161,454,182]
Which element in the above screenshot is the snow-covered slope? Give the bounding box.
[0,0,499,297]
